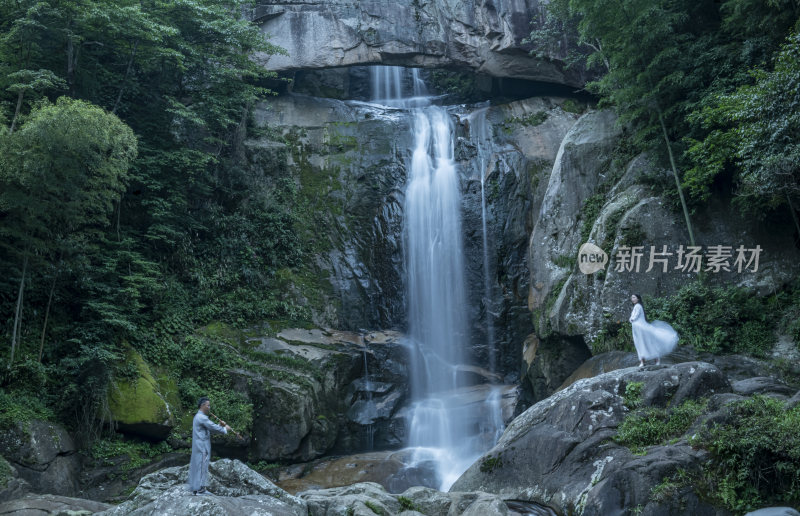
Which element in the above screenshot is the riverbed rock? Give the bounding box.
[0,420,80,497]
[451,362,732,515]
[0,493,112,515]
[96,459,307,516]
[300,481,524,516]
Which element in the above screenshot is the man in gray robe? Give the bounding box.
[188,396,230,495]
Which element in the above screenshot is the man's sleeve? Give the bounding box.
[202,415,228,435]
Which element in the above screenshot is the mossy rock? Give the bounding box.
[107,348,179,440]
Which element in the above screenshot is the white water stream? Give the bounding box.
[370,66,504,491]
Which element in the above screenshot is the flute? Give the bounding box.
[209,411,243,439]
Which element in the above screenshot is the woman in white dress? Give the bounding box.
[629,294,679,367]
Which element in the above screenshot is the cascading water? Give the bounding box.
[370,66,504,491]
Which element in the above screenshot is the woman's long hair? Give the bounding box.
[633,293,644,309]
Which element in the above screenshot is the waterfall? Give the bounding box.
[370,66,503,491]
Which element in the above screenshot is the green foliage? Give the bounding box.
[623,381,644,409]
[0,388,54,430]
[397,496,421,512]
[533,0,800,228]
[89,436,172,471]
[0,0,314,444]
[560,99,586,114]
[479,454,504,473]
[429,70,479,101]
[685,30,800,219]
[614,398,707,454]
[691,395,800,513]
[591,313,634,354]
[643,279,781,357]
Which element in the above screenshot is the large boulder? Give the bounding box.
[0,420,80,496]
[451,362,732,515]
[96,459,308,516]
[251,0,589,87]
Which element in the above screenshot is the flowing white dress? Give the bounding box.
[629,303,679,360]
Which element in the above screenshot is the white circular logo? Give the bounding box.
[578,242,608,274]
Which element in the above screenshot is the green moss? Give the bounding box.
[108,347,177,427]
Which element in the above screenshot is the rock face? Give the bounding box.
[522,105,800,404]
[0,420,81,497]
[455,97,578,374]
[236,329,411,461]
[255,90,582,379]
[451,362,733,515]
[251,0,589,87]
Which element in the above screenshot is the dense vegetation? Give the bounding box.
[592,276,800,359]
[0,0,309,441]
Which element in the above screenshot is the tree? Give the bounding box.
[529,0,800,247]
[685,30,800,239]
[0,96,137,367]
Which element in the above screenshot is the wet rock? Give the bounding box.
[300,481,520,516]
[277,451,406,494]
[519,332,592,407]
[234,328,411,461]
